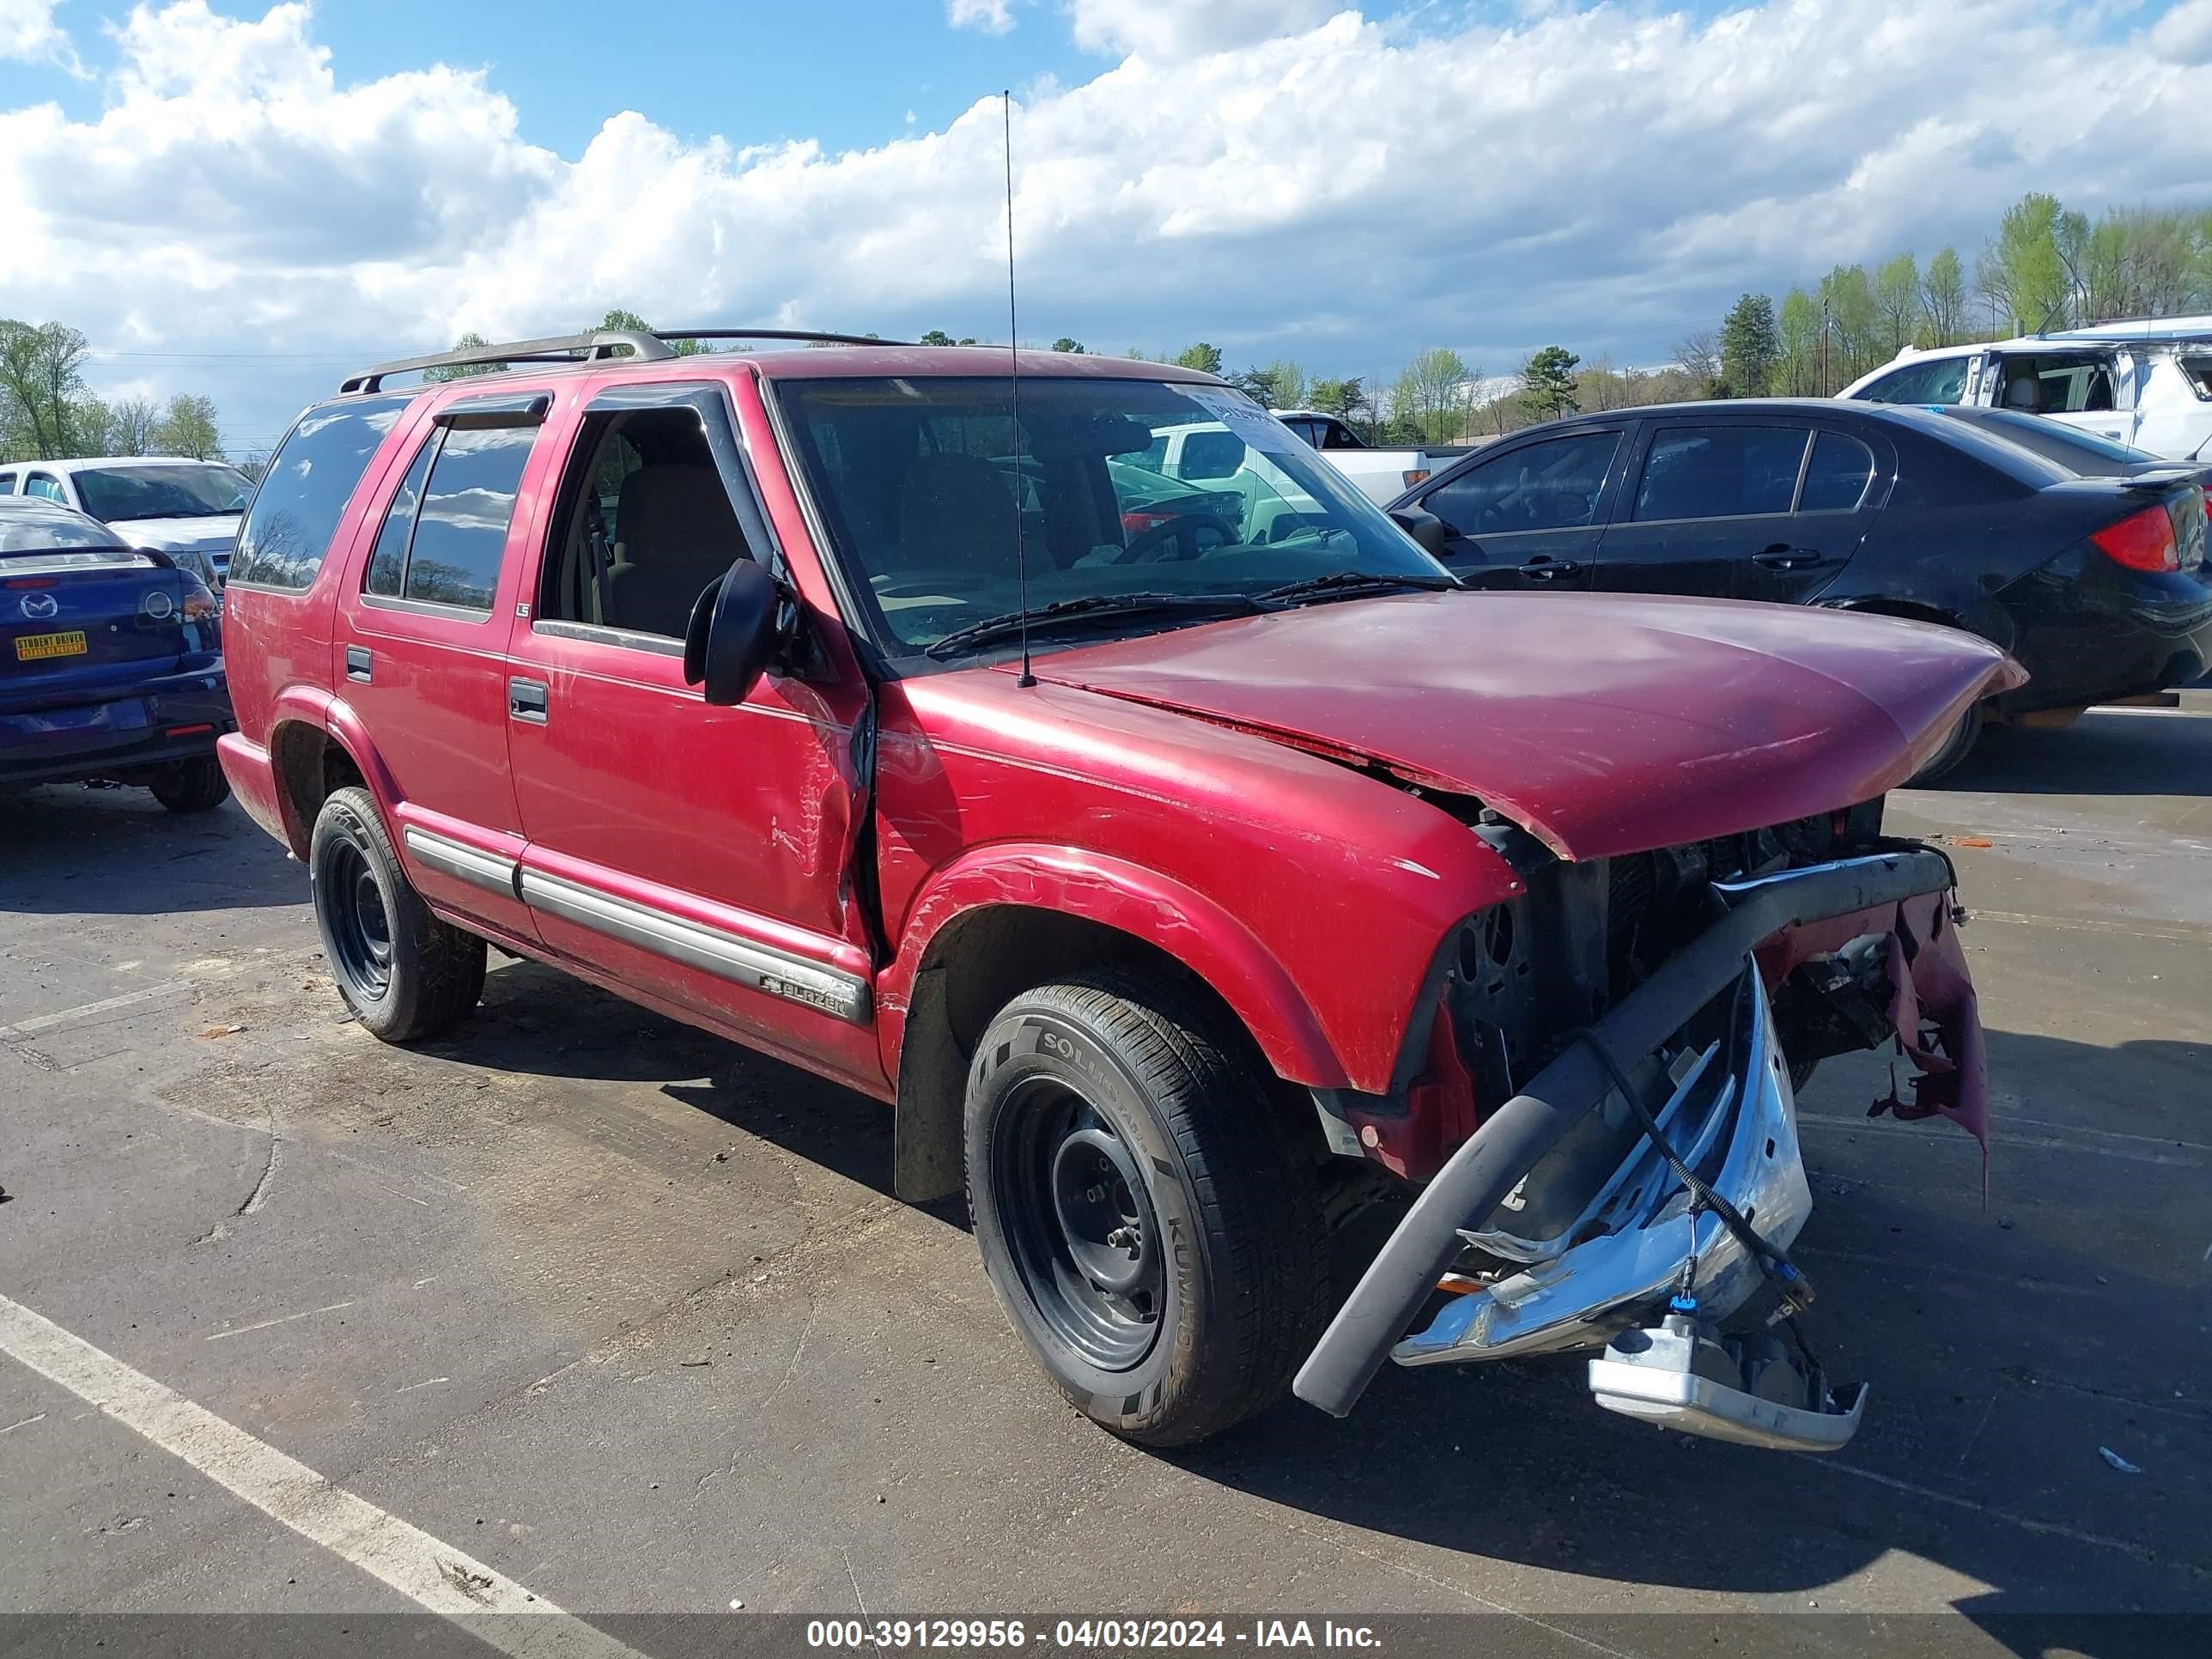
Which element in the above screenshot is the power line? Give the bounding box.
[88,349,367,362]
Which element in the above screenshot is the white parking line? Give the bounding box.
[0,981,191,1039]
[0,1291,647,1659]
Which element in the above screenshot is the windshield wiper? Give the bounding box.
[1253,570,1465,605]
[922,592,1267,660]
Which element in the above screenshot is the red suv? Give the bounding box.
[219,330,2017,1452]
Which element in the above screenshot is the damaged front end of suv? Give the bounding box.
[1297,802,1988,1454]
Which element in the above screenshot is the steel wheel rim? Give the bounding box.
[319,836,392,1001]
[994,1074,1165,1370]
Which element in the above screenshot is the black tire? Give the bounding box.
[307,787,485,1042]
[964,969,1328,1447]
[149,756,231,813]
[1905,702,1984,787]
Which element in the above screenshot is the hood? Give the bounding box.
[111,514,240,553]
[1021,591,2023,860]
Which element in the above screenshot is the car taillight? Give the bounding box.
[1402,469,1430,489]
[181,576,220,621]
[2089,502,2180,573]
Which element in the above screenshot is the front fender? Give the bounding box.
[880,843,1358,1091]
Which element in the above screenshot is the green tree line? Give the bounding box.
[1703,195,2212,398]
[2,319,228,464]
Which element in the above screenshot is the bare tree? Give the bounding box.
[1672,329,1719,392]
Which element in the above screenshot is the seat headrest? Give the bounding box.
[617,464,742,555]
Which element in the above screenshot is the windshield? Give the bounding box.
[778,376,1448,660]
[71,465,251,522]
[0,506,128,553]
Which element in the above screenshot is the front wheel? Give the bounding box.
[964,970,1328,1447]
[1905,702,1984,787]
[308,787,485,1042]
[149,756,231,812]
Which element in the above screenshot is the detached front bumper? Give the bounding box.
[1294,848,1984,1448]
[1394,966,1807,1367]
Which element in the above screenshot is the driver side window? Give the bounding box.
[1424,432,1620,536]
[538,405,756,642]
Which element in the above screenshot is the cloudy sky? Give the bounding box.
[3,0,2209,454]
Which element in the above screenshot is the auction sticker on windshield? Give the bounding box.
[1183,387,1297,453]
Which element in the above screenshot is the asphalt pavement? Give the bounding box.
[2,705,2207,1659]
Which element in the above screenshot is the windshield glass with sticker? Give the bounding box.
[778,375,1446,659]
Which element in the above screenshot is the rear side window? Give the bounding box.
[364,436,437,598]
[231,394,412,589]
[0,472,17,494]
[2185,356,2212,399]
[1990,353,2119,415]
[25,473,66,501]
[1797,434,1877,512]
[1632,427,1808,522]
[368,424,535,613]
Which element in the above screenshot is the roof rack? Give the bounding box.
[651,327,906,348]
[340,326,903,393]
[341,331,670,393]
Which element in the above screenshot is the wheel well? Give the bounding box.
[891,905,1308,1205]
[270,721,366,856]
[1830,598,1960,630]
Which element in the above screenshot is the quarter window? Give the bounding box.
[1632,428,1808,522]
[1797,433,1877,512]
[1425,432,1620,534]
[0,472,17,494]
[231,393,413,589]
[378,424,535,613]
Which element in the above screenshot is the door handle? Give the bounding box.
[1752,545,1824,570]
[508,678,549,725]
[1517,559,1582,582]
[344,645,372,684]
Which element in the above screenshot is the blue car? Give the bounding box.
[1,495,233,811]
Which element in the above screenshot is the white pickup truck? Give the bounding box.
[1269,409,1433,504]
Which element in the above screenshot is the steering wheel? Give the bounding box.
[1114,513,1242,564]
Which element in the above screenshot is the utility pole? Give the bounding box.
[1820,296,1831,398]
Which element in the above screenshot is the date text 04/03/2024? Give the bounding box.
[804,1620,1382,1650]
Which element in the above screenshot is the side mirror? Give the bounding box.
[683,559,780,707]
[1389,507,1451,558]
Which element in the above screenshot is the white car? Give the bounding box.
[1270,409,1432,505]
[1838,332,2212,461]
[0,456,251,581]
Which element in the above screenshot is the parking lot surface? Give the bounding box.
[3,705,2208,1655]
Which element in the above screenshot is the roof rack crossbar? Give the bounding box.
[650,327,907,348]
[339,330,675,394]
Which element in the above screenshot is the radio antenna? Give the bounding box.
[1003,88,1035,688]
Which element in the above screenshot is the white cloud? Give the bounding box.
[3,0,2209,443]
[947,0,1016,34]
[1065,0,1340,58]
[2151,0,2212,58]
[1,0,77,67]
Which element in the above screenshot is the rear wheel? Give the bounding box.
[308,787,485,1042]
[964,969,1328,1447]
[149,756,230,812]
[1905,702,1984,787]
